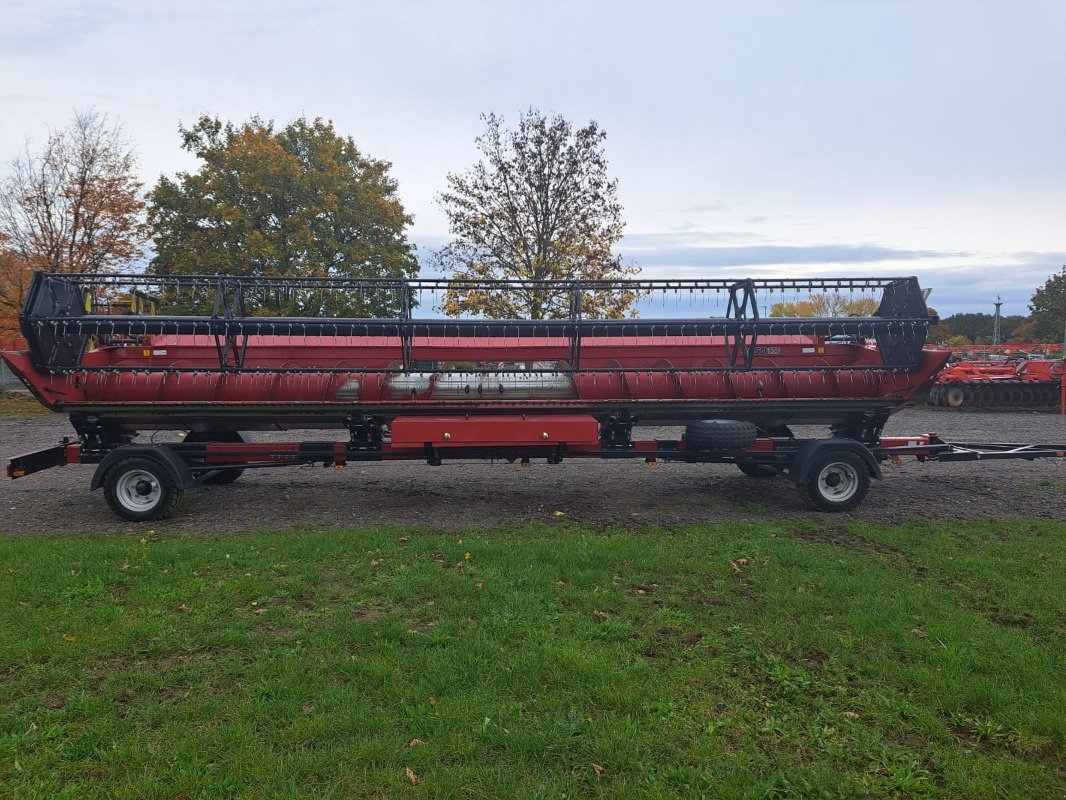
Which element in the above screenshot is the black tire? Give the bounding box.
[184,430,246,485]
[738,462,779,478]
[797,450,870,512]
[945,386,966,407]
[103,457,180,522]
[685,420,758,451]
[760,424,794,438]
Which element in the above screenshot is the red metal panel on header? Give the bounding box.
[390,415,600,447]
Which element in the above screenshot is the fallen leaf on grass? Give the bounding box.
[427,696,438,707]
[303,705,314,714]
[592,763,605,778]
[409,738,426,747]
[174,604,189,613]
[593,610,610,618]
[911,627,926,638]
[61,635,76,642]
[406,766,419,785]
[842,711,860,719]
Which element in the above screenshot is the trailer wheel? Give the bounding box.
[798,450,869,512]
[945,386,966,407]
[738,462,778,478]
[685,420,758,451]
[184,430,246,485]
[103,457,180,522]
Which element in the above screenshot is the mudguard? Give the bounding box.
[89,445,196,491]
[790,438,882,483]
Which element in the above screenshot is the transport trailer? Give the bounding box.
[7,422,1066,520]
[4,270,1061,521]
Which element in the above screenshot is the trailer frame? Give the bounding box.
[7,416,1064,521]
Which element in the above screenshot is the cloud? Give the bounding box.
[682,201,730,214]
[620,242,971,267]
[410,229,1064,315]
[0,3,104,58]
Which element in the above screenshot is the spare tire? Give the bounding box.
[685,420,758,451]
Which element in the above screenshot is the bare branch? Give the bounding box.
[435,109,639,319]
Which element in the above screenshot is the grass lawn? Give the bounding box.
[0,392,54,420]
[0,518,1062,799]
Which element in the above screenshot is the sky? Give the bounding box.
[1,0,1063,317]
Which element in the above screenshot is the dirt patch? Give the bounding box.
[786,525,903,556]
[263,626,298,638]
[628,583,659,596]
[987,611,1035,629]
[89,648,247,685]
[2,408,1064,536]
[43,693,66,709]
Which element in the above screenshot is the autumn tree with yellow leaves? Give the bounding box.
[769,292,880,318]
[147,115,417,315]
[436,110,638,319]
[0,109,145,336]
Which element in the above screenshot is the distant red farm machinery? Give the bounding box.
[4,272,1063,520]
[929,358,1064,409]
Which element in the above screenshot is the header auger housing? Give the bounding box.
[7,271,946,439]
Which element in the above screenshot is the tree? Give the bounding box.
[1029,267,1066,344]
[769,293,880,317]
[0,236,29,337]
[0,108,146,331]
[147,115,417,315]
[435,110,638,320]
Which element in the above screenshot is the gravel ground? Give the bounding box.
[1,407,1064,536]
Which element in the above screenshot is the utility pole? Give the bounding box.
[1061,266,1065,356]
[992,296,1003,345]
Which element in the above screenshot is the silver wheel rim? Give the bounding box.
[115,469,162,512]
[816,461,859,503]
